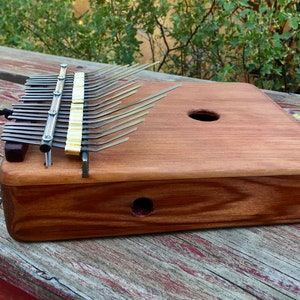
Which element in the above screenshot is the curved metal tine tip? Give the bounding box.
[82,127,137,147]
[52,129,135,151]
[82,112,148,137]
[83,119,144,141]
[83,107,148,130]
[84,68,139,93]
[85,82,140,107]
[86,64,128,80]
[83,84,180,126]
[85,88,139,114]
[84,104,155,128]
[84,63,155,92]
[84,79,139,100]
[82,137,130,153]
[86,62,159,83]
[87,92,165,122]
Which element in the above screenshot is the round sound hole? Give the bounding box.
[132,197,154,216]
[188,110,220,122]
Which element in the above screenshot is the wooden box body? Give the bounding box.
[1,82,300,241]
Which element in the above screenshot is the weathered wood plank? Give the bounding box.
[0,47,299,299]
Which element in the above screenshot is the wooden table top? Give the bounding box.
[0,46,299,299]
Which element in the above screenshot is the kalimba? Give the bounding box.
[1,64,300,241]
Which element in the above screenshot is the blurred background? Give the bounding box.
[1,0,299,93]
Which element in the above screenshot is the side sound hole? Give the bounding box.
[132,197,154,216]
[188,110,220,122]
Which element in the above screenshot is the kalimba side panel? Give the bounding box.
[1,82,300,241]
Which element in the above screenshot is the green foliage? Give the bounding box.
[0,0,141,64]
[0,0,299,93]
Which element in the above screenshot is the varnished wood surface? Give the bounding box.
[0,47,300,299]
[2,175,300,242]
[2,82,300,186]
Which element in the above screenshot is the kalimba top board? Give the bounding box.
[1,82,300,241]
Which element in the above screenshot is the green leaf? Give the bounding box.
[238,0,250,7]
[223,2,236,12]
[289,16,299,30]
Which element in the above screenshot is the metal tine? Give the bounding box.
[25,64,121,86]
[85,64,124,76]
[83,111,148,135]
[82,84,180,125]
[1,135,41,145]
[52,137,130,152]
[53,111,148,136]
[84,64,153,93]
[73,86,139,115]
[58,84,140,115]
[84,109,149,131]
[83,103,155,127]
[24,68,141,100]
[83,119,144,142]
[28,72,74,80]
[24,62,156,88]
[85,82,141,107]
[10,109,53,115]
[3,128,43,135]
[23,87,73,94]
[25,77,74,86]
[83,118,145,140]
[15,83,141,118]
[19,82,137,112]
[53,126,136,148]
[25,64,109,83]
[56,105,150,130]
[7,114,48,122]
[25,75,74,87]
[87,61,158,81]
[83,93,165,123]
[20,80,137,102]
[19,91,136,121]
[86,63,137,82]
[3,122,46,129]
[2,128,43,137]
[14,83,136,111]
[3,125,135,153]
[85,64,132,81]
[9,85,178,123]
[2,132,42,142]
[50,116,145,141]
[22,76,138,101]
[13,103,51,109]
[51,63,149,94]
[84,79,140,99]
[59,100,122,117]
[82,127,137,147]
[76,136,130,153]
[8,98,138,123]
[81,137,130,153]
